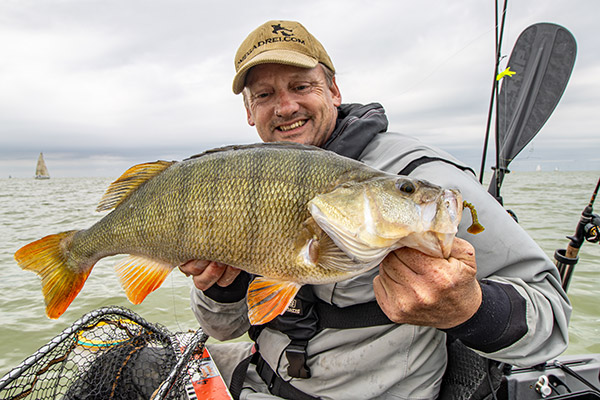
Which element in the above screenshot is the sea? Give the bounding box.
[0,171,599,377]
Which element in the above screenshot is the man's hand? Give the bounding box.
[373,238,482,329]
[179,260,241,291]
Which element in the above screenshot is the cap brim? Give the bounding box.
[232,49,319,94]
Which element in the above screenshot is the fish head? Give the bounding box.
[308,176,463,262]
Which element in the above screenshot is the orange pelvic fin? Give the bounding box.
[14,231,92,319]
[97,160,176,212]
[114,255,175,304]
[247,277,301,325]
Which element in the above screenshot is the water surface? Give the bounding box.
[0,171,598,376]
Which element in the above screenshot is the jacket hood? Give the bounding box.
[323,103,388,160]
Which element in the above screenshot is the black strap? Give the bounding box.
[253,296,395,381]
[243,296,395,388]
[285,340,311,379]
[316,300,394,329]
[229,350,319,400]
[229,351,259,400]
[397,155,477,176]
[256,354,320,400]
[280,301,394,379]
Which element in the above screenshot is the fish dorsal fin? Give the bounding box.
[97,160,175,212]
[247,277,301,325]
[184,141,324,160]
[114,255,175,304]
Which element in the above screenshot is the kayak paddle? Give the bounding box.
[483,23,577,204]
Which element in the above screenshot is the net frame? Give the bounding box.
[0,306,208,400]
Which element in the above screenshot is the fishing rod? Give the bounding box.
[554,177,600,291]
[478,0,508,185]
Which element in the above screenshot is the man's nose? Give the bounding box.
[274,91,300,117]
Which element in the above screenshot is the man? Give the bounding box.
[179,20,570,399]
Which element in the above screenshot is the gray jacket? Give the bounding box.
[190,103,571,400]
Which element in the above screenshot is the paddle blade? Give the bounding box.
[489,23,577,198]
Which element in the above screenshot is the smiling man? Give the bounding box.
[180,20,570,400]
[242,63,341,146]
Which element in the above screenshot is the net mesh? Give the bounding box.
[0,306,208,400]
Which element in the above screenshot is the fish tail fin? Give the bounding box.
[14,230,93,319]
[114,255,175,304]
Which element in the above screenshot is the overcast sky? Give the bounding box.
[1,0,599,178]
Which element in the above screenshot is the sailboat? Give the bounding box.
[35,152,50,180]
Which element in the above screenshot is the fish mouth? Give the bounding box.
[442,189,462,223]
[419,189,462,226]
[276,119,307,132]
[436,231,457,259]
[418,189,462,258]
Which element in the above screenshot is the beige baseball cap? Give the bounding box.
[232,20,335,94]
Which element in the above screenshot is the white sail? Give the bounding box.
[35,153,50,179]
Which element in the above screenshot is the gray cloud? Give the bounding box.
[1,0,598,178]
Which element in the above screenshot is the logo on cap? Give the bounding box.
[271,24,294,37]
[236,24,307,67]
[233,20,335,94]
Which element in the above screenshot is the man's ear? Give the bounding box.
[245,105,255,126]
[243,91,256,126]
[330,76,342,107]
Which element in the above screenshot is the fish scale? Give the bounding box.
[14,142,464,324]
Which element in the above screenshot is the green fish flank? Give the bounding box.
[14,142,465,325]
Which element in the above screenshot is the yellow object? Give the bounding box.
[463,201,485,234]
[496,67,516,81]
[76,320,137,349]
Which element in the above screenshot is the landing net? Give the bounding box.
[0,306,208,400]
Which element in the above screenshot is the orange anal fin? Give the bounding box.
[14,230,91,319]
[247,277,301,325]
[114,255,175,304]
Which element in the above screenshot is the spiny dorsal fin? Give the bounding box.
[97,160,176,211]
[184,141,323,161]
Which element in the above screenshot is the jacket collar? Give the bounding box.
[323,103,388,160]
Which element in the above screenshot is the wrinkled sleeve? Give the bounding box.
[414,161,570,366]
[360,133,571,367]
[189,273,252,341]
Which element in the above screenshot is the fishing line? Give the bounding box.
[169,273,185,333]
[394,14,508,97]
[479,0,509,183]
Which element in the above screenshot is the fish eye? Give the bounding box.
[396,180,416,194]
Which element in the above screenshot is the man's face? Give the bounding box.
[243,64,342,147]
